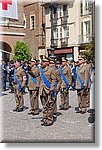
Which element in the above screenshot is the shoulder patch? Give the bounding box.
[23,76,26,81]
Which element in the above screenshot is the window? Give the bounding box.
[53,28,58,39]
[81,22,83,35]
[54,7,57,14]
[57,28,58,39]
[85,21,90,34]
[60,27,62,38]
[23,13,26,29]
[88,1,92,12]
[85,0,89,10]
[53,7,58,19]
[85,0,92,12]
[59,6,62,17]
[81,21,90,35]
[81,21,90,42]
[63,5,67,12]
[30,15,35,30]
[63,26,69,38]
[67,26,69,37]
[81,0,92,16]
[80,0,83,15]
[63,5,68,16]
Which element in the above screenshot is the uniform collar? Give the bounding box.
[62,64,67,69]
[44,65,49,70]
[16,66,21,70]
[79,64,83,67]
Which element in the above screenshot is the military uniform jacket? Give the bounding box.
[60,65,72,89]
[28,65,40,91]
[50,66,62,92]
[39,66,57,96]
[14,67,26,88]
[76,64,89,89]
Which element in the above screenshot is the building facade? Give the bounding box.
[78,0,95,53]
[0,0,24,62]
[23,1,45,61]
[44,0,94,61]
[0,0,94,62]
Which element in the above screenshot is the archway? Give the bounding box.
[0,41,12,62]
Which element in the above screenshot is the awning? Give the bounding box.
[48,47,73,54]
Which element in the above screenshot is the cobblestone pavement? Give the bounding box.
[0,88,95,143]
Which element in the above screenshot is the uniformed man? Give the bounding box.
[59,57,72,110]
[49,59,61,120]
[39,58,57,126]
[27,58,40,115]
[83,59,91,107]
[13,59,27,112]
[76,57,89,114]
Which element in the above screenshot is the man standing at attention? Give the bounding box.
[59,57,72,110]
[13,60,26,112]
[27,58,40,115]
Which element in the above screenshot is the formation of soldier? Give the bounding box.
[0,56,95,126]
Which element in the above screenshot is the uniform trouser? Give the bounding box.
[29,90,39,112]
[14,88,24,109]
[77,89,87,112]
[53,97,57,116]
[40,89,54,123]
[60,89,69,109]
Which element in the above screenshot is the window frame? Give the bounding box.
[30,14,36,30]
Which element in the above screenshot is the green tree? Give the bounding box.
[14,41,31,62]
[81,38,95,64]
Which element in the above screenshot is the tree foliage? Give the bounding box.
[14,41,31,62]
[81,38,95,64]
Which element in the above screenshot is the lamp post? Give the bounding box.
[50,0,56,60]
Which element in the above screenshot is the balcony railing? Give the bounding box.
[60,37,68,47]
[78,34,93,44]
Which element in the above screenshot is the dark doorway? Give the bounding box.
[0,41,12,62]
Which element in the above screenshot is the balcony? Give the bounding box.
[60,37,68,47]
[78,34,93,44]
[54,39,58,48]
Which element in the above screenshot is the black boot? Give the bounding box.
[17,108,23,112]
[59,105,64,110]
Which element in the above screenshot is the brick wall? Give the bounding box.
[24,2,45,59]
